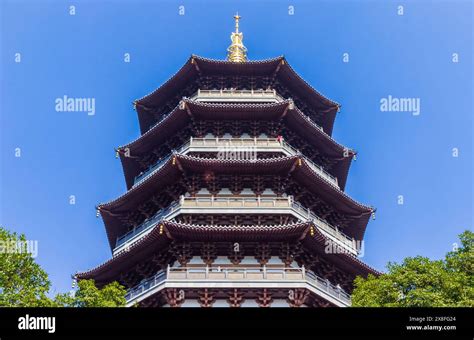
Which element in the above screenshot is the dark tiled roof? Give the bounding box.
[76,220,380,286]
[120,99,352,189]
[98,155,372,249]
[135,55,338,134]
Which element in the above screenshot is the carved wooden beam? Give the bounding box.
[255,243,271,265]
[170,242,192,266]
[198,289,215,308]
[200,243,217,265]
[227,289,244,307]
[256,288,273,307]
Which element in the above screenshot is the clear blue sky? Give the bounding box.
[1,0,472,295]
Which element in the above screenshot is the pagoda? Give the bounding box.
[77,15,379,307]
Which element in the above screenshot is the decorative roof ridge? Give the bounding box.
[186,99,290,109]
[307,223,381,275]
[98,155,174,209]
[76,224,159,278]
[134,55,285,106]
[165,220,308,231]
[118,101,184,149]
[178,154,372,212]
[193,54,284,64]
[121,100,350,160]
[99,154,298,209]
[300,159,373,212]
[134,56,194,104]
[177,153,297,165]
[120,99,290,150]
[76,220,312,278]
[290,104,354,154]
[191,55,341,111]
[282,57,340,108]
[77,219,381,280]
[101,154,370,214]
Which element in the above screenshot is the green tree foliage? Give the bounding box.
[0,226,126,307]
[352,230,474,307]
[0,228,53,307]
[54,280,126,307]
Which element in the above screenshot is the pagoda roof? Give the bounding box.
[76,220,380,286]
[135,55,339,135]
[120,99,354,189]
[99,155,372,248]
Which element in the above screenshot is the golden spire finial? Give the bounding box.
[227,13,247,62]
[234,13,241,33]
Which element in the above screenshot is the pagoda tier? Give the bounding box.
[119,99,354,190]
[134,56,339,135]
[76,220,380,307]
[97,155,372,251]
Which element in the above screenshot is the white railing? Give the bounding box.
[125,266,351,306]
[133,155,172,186]
[125,271,166,302]
[185,137,282,148]
[133,137,339,188]
[290,200,356,253]
[115,202,179,249]
[114,196,358,256]
[278,140,339,188]
[178,196,356,254]
[190,89,284,103]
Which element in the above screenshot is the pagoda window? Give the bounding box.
[213,256,232,265]
[212,300,228,308]
[240,257,259,265]
[239,188,254,196]
[261,188,275,197]
[187,256,205,265]
[181,300,201,308]
[240,300,259,308]
[271,300,288,307]
[217,188,233,196]
[196,188,211,196]
[266,257,285,265]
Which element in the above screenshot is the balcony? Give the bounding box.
[133,156,171,186]
[189,89,284,103]
[125,266,351,307]
[114,196,359,256]
[114,203,179,251]
[133,137,339,189]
